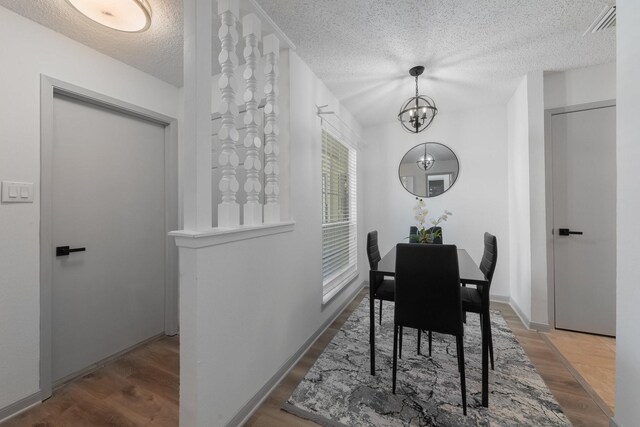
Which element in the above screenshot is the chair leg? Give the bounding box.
[428,330,432,356]
[369,284,375,376]
[488,315,495,370]
[392,325,399,394]
[379,300,383,325]
[456,335,462,373]
[480,313,495,370]
[399,326,403,359]
[456,335,467,416]
[417,330,421,355]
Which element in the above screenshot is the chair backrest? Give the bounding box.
[479,232,498,285]
[367,230,381,269]
[394,243,463,336]
[427,226,443,244]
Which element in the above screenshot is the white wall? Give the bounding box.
[0,6,180,413]
[506,71,547,328]
[614,1,640,425]
[177,50,365,426]
[507,76,532,322]
[361,106,511,299]
[544,62,616,110]
[526,71,547,327]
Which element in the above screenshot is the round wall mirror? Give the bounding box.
[398,142,459,198]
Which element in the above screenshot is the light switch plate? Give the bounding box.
[1,181,34,203]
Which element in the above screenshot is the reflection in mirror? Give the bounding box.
[398,142,459,198]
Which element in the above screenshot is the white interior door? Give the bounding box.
[552,105,616,336]
[51,94,167,383]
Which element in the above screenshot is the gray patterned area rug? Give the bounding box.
[283,296,570,426]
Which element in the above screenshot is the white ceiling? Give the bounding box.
[0,0,616,128]
[0,0,183,86]
[255,0,616,127]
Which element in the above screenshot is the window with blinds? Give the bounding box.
[322,129,357,299]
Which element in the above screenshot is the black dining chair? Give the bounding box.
[367,231,395,375]
[461,232,498,369]
[392,243,467,415]
[409,225,442,356]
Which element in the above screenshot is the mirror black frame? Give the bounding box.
[398,142,460,198]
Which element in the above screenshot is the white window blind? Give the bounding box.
[322,129,357,298]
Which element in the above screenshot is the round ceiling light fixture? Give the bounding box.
[66,0,152,33]
[397,66,438,134]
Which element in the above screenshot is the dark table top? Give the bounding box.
[375,246,488,286]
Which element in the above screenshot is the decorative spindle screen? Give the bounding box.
[212,4,281,229]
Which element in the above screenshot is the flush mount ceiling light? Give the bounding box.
[416,144,435,171]
[66,0,152,32]
[398,66,438,134]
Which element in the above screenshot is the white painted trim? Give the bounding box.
[544,99,616,331]
[322,270,359,305]
[183,0,213,230]
[170,220,295,248]
[490,294,510,304]
[39,75,179,400]
[610,417,622,427]
[229,281,364,427]
[246,0,296,50]
[530,322,551,332]
[0,392,42,423]
[509,298,532,330]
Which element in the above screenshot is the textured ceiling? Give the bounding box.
[1,1,616,126]
[255,0,616,127]
[0,0,183,86]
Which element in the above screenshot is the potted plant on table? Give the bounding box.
[411,198,452,243]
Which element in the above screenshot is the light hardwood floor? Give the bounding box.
[1,335,179,427]
[2,291,611,426]
[544,328,616,415]
[247,290,611,426]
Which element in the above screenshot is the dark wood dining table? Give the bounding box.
[370,246,491,407]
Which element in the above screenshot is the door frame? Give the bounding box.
[39,75,179,399]
[544,99,616,331]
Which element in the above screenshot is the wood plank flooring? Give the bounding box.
[1,335,179,427]
[496,304,611,427]
[2,291,611,426]
[544,329,616,414]
[246,291,611,426]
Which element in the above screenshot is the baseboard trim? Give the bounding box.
[530,321,551,332]
[509,298,532,329]
[610,417,621,427]
[0,391,42,423]
[229,280,365,427]
[490,295,510,304]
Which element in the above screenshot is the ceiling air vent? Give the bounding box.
[584,5,616,35]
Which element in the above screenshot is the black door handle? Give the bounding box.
[56,246,86,257]
[558,228,583,236]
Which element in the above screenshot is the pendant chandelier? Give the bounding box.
[398,66,438,133]
[416,143,435,171]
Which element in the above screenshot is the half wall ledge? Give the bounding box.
[169,220,295,248]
